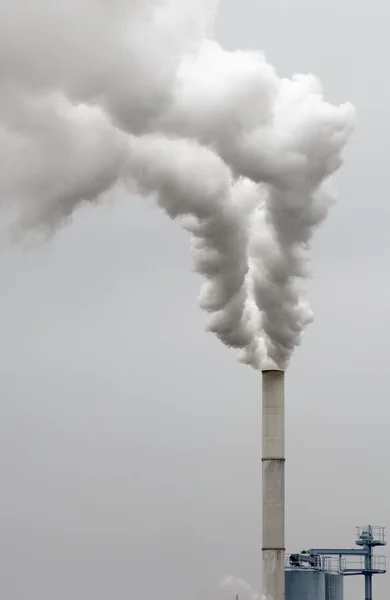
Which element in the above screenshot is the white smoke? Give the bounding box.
[218,575,265,600]
[0,0,355,369]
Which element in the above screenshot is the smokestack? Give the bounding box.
[262,369,285,600]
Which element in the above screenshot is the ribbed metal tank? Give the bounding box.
[324,573,344,600]
[285,569,326,599]
[285,569,344,600]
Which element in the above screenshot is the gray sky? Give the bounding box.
[0,1,388,599]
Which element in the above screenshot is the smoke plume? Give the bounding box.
[218,575,264,600]
[0,0,355,369]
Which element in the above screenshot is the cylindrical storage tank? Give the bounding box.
[325,573,343,600]
[285,569,326,600]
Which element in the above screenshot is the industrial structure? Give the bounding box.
[285,525,386,599]
[260,370,387,600]
[262,369,285,600]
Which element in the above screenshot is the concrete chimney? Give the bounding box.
[262,369,285,600]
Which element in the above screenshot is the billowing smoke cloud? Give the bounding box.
[0,0,355,369]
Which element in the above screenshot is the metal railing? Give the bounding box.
[341,554,386,575]
[356,526,386,545]
[285,554,341,574]
[285,553,386,575]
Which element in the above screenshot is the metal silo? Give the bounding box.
[285,568,326,599]
[325,573,344,600]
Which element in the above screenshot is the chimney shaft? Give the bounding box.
[262,369,285,600]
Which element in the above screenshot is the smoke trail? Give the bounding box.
[0,0,355,369]
[218,575,266,600]
[126,135,256,353]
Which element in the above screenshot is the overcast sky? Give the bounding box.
[0,1,388,600]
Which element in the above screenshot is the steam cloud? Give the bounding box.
[218,575,264,600]
[0,0,355,369]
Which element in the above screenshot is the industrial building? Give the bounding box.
[285,525,386,599]
[261,370,386,600]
